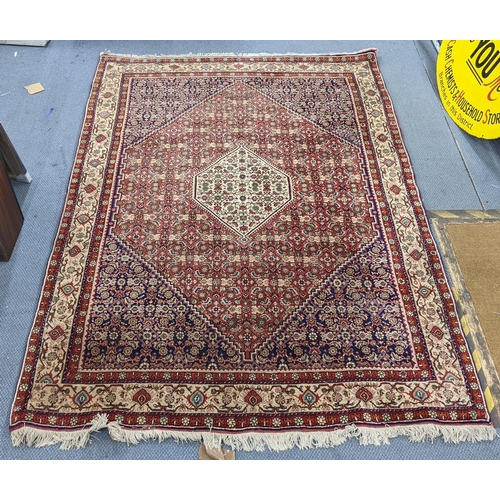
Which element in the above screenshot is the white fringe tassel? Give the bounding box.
[10,413,109,450]
[10,415,498,451]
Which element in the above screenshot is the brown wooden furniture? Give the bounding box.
[0,123,31,182]
[0,125,26,261]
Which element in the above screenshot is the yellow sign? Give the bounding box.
[437,40,500,139]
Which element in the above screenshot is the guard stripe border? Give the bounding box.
[428,209,500,426]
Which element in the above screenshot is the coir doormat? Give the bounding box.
[10,51,497,450]
[429,211,500,423]
[447,220,500,372]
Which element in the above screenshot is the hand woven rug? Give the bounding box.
[10,50,497,450]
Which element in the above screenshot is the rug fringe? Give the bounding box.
[104,420,498,453]
[204,424,498,451]
[202,425,358,452]
[355,424,499,446]
[10,414,109,450]
[99,49,379,59]
[106,420,206,446]
[10,416,498,451]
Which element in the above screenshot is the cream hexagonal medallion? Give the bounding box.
[194,143,293,238]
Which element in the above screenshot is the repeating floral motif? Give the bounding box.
[10,52,491,437]
[105,79,375,360]
[243,76,360,145]
[124,77,234,146]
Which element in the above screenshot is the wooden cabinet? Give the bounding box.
[0,125,26,261]
[0,156,23,260]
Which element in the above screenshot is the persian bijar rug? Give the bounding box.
[10,51,496,450]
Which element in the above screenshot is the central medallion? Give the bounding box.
[194,143,293,239]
